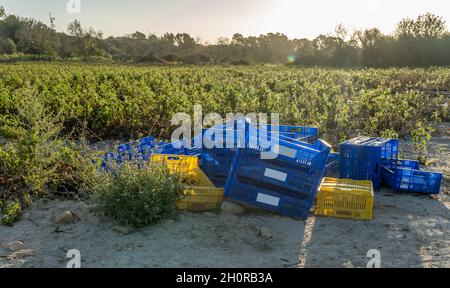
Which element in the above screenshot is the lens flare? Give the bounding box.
[287,54,296,63]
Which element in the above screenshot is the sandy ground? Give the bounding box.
[0,125,449,268]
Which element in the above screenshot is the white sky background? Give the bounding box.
[2,0,450,42]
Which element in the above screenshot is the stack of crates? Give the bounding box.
[316,178,374,220]
[150,154,224,211]
[339,137,399,189]
[381,159,442,194]
[225,130,331,219]
[200,120,320,187]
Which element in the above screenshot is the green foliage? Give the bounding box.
[0,64,444,145]
[0,89,69,193]
[0,93,100,225]
[411,122,433,165]
[381,129,399,140]
[84,163,183,227]
[1,199,22,226]
[0,38,16,54]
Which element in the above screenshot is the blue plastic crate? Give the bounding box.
[199,126,242,186]
[234,147,327,199]
[197,122,321,188]
[152,140,187,155]
[200,133,322,188]
[115,136,159,161]
[340,137,398,189]
[216,119,318,140]
[381,159,442,194]
[381,159,420,170]
[265,125,318,140]
[224,138,328,219]
[245,131,331,170]
[201,148,237,186]
[324,152,340,178]
[225,179,314,219]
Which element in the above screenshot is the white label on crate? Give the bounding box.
[256,193,280,207]
[272,144,297,159]
[264,168,287,182]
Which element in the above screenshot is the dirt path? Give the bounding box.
[1,126,448,268]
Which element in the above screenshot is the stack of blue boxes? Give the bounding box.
[339,136,441,194]
[197,120,330,219]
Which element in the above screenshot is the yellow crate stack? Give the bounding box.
[150,154,224,212]
[315,177,374,220]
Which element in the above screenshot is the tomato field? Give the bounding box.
[0,63,448,145]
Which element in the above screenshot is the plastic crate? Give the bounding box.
[224,143,328,220]
[339,137,398,189]
[150,154,198,175]
[324,152,340,178]
[381,159,442,194]
[263,124,318,140]
[217,119,318,140]
[152,140,187,155]
[199,127,242,187]
[246,131,331,169]
[316,178,374,220]
[198,122,320,188]
[150,154,224,211]
[201,148,237,187]
[381,159,420,170]
[225,179,314,219]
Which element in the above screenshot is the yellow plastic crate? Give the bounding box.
[150,154,224,212]
[315,177,374,220]
[150,154,199,176]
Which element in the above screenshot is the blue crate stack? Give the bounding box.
[339,137,399,190]
[199,121,319,188]
[224,129,331,219]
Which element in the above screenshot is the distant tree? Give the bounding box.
[334,24,348,46]
[67,20,106,57]
[216,37,230,45]
[0,38,16,54]
[231,33,244,45]
[67,20,83,37]
[162,33,176,45]
[0,6,5,19]
[16,20,60,55]
[148,33,158,41]
[131,31,146,40]
[174,33,196,49]
[353,28,386,66]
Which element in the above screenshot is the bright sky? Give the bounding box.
[2,0,449,42]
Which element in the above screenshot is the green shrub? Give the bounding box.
[1,199,22,226]
[0,89,72,194]
[85,163,183,227]
[0,91,92,225]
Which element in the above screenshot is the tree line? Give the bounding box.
[0,6,449,67]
